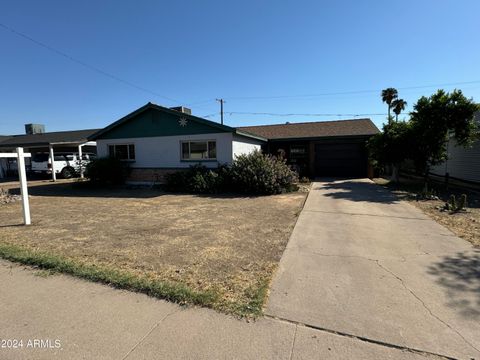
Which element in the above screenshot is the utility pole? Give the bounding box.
[216,98,225,125]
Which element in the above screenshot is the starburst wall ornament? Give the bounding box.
[178,117,188,127]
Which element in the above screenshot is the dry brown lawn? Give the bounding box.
[0,179,307,313]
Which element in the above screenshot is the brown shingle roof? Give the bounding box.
[237,118,379,140]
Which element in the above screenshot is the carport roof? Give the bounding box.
[237,118,379,140]
[0,129,100,148]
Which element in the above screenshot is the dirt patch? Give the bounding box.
[0,180,307,314]
[374,177,480,247]
[0,188,21,204]
[407,200,480,247]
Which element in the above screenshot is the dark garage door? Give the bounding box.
[314,142,367,177]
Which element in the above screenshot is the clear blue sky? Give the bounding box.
[1,0,479,134]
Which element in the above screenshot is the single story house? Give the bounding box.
[430,111,480,185]
[89,103,266,183]
[239,119,379,177]
[89,103,379,182]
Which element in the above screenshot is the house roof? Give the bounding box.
[89,102,267,142]
[237,118,379,140]
[0,135,11,144]
[0,129,100,148]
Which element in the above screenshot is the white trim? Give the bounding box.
[0,152,31,158]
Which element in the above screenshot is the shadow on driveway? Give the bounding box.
[428,249,480,319]
[314,178,400,204]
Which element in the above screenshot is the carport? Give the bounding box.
[0,128,99,181]
[238,118,379,178]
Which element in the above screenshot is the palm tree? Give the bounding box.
[391,99,407,122]
[381,88,398,124]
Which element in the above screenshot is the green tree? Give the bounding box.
[409,89,478,181]
[391,98,407,122]
[367,121,412,183]
[381,88,398,124]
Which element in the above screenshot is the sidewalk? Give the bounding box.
[1,260,433,359]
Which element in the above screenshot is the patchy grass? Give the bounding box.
[0,243,218,307]
[374,177,480,247]
[0,180,307,316]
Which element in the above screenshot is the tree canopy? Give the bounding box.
[409,89,478,175]
[368,89,478,179]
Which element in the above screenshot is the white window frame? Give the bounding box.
[108,143,135,161]
[180,140,217,161]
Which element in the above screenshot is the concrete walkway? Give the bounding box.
[266,179,480,360]
[1,179,478,359]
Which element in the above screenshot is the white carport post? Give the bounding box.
[49,144,56,182]
[78,144,84,178]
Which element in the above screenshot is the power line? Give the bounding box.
[0,22,182,104]
[222,81,480,101]
[202,113,218,118]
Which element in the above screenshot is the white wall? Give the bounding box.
[97,133,234,168]
[430,138,480,183]
[232,135,263,158]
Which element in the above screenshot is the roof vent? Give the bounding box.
[25,124,45,135]
[170,106,192,115]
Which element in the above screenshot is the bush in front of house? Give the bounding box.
[165,150,298,195]
[229,150,298,195]
[165,164,224,194]
[85,157,130,185]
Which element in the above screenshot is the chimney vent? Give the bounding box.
[170,106,192,115]
[25,124,45,134]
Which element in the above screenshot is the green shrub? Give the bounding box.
[85,157,130,185]
[230,150,298,195]
[165,164,224,194]
[166,151,298,195]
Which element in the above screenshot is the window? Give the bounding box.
[54,154,67,161]
[32,153,49,162]
[108,144,135,161]
[290,145,307,159]
[290,146,306,155]
[181,140,216,160]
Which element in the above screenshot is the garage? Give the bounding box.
[314,140,368,177]
[238,118,378,178]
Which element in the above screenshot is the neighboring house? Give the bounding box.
[239,119,379,177]
[430,112,480,184]
[89,103,266,183]
[0,127,98,179]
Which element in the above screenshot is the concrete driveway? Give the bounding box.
[266,179,480,360]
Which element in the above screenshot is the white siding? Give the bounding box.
[97,133,233,168]
[430,139,480,183]
[232,135,263,158]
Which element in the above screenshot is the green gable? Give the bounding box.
[93,104,233,140]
